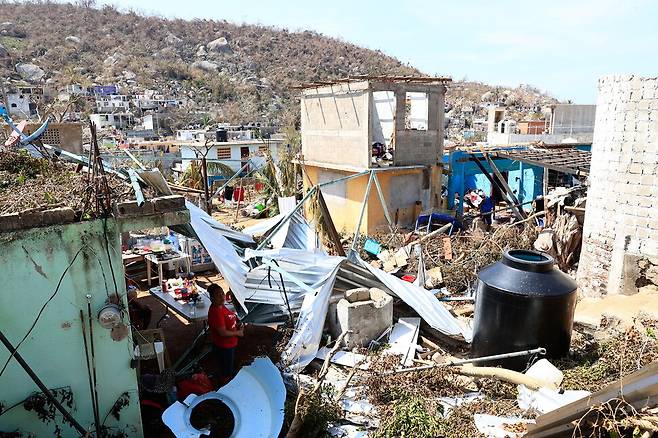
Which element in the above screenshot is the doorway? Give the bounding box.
[240,146,250,174]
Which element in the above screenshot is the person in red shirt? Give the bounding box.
[207,284,244,384]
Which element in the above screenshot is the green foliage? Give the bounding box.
[206,161,234,178]
[292,384,341,438]
[0,36,26,51]
[0,1,420,125]
[0,150,53,189]
[375,396,441,438]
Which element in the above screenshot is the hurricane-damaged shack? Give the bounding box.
[299,76,450,233]
[0,195,189,437]
[446,145,592,213]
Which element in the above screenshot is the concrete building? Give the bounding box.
[518,120,549,135]
[91,85,118,96]
[0,196,189,437]
[487,104,595,145]
[2,122,84,154]
[95,95,130,113]
[132,92,181,111]
[89,113,134,130]
[5,86,43,118]
[300,77,449,233]
[577,75,658,296]
[550,104,596,134]
[178,139,283,173]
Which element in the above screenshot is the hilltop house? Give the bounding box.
[95,95,130,113]
[90,113,135,130]
[4,85,44,119]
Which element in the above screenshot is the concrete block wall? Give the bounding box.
[577,75,658,296]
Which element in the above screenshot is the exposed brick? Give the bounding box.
[578,75,658,297]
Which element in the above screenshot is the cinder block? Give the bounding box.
[152,195,185,213]
[41,207,76,226]
[345,287,370,303]
[114,200,155,217]
[18,211,43,229]
[0,213,21,232]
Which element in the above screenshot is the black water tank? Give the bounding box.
[471,249,577,370]
[216,129,228,142]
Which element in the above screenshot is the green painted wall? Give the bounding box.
[0,219,143,437]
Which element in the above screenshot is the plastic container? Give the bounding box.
[470,249,577,370]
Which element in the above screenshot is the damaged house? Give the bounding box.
[299,76,449,233]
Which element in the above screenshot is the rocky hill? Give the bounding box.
[0,1,558,128]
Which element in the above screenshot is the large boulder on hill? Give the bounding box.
[165,33,182,45]
[15,63,45,81]
[191,60,220,72]
[0,22,26,38]
[65,35,82,46]
[208,37,231,53]
[196,45,207,57]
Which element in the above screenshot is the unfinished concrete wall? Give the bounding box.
[301,80,446,170]
[301,81,371,169]
[577,75,658,297]
[371,82,445,167]
[550,104,596,134]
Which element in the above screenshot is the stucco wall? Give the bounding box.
[0,219,143,437]
[576,75,658,297]
[304,165,431,234]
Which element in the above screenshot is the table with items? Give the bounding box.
[149,277,210,322]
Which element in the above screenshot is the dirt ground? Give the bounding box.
[132,270,280,437]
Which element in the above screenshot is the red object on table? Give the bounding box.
[255,182,264,191]
[401,274,416,283]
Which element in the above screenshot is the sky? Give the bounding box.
[87,0,658,103]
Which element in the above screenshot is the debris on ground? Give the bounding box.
[0,150,138,217]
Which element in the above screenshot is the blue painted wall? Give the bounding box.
[445,149,544,213]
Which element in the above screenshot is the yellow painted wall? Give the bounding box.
[367,167,424,232]
[304,165,442,235]
[304,166,371,234]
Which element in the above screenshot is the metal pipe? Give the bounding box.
[437,296,475,302]
[372,172,395,233]
[0,329,88,436]
[210,159,252,199]
[316,169,371,189]
[349,171,374,256]
[384,347,546,375]
[123,149,146,170]
[86,296,101,431]
[80,310,102,438]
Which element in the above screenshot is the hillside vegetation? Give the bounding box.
[0,1,558,127]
